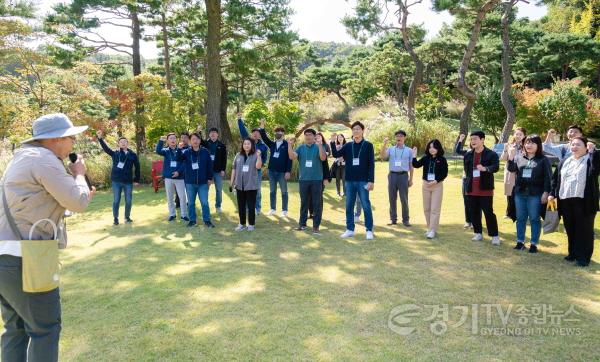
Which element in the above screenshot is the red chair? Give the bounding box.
[151,160,164,193]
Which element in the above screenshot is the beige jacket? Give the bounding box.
[0,143,91,256]
[500,143,518,196]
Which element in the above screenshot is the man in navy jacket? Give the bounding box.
[156,133,189,222]
[200,128,227,213]
[238,113,268,214]
[258,119,292,217]
[176,133,215,228]
[98,130,140,225]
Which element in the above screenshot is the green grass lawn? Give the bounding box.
[55,161,598,361]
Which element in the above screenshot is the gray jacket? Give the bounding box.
[0,144,91,256]
[233,152,260,191]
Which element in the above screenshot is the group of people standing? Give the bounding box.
[99,119,598,267]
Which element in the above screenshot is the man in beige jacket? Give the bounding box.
[0,113,94,362]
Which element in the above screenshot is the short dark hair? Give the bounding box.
[350,121,365,130]
[395,130,407,137]
[425,139,445,157]
[274,126,285,133]
[190,132,202,140]
[180,132,190,138]
[118,137,128,142]
[208,127,219,134]
[568,125,583,134]
[251,128,261,133]
[240,137,256,155]
[570,136,588,146]
[470,131,485,139]
[304,128,316,136]
[524,135,544,157]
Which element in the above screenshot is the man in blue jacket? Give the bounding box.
[200,128,227,214]
[176,133,215,228]
[238,113,268,214]
[156,133,189,222]
[97,130,140,225]
[330,121,375,240]
[258,119,292,217]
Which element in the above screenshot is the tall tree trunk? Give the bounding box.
[131,8,146,153]
[400,1,423,126]
[334,90,350,112]
[499,1,517,144]
[219,74,233,145]
[161,9,172,91]
[561,63,568,80]
[395,73,404,108]
[205,0,222,131]
[457,0,500,137]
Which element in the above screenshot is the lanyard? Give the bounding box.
[393,146,405,162]
[472,151,482,170]
[118,150,126,164]
[428,157,436,174]
[303,144,317,162]
[191,148,200,164]
[352,141,364,159]
[169,147,177,159]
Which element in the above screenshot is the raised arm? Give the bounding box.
[380,137,390,160]
[97,130,114,156]
[258,120,274,148]
[454,134,467,156]
[237,113,249,139]
[288,138,298,160]
[156,137,167,156]
[317,140,326,161]
[412,146,426,168]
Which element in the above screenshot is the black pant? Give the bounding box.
[506,195,513,216]
[462,178,472,223]
[468,195,499,236]
[236,189,257,226]
[0,255,60,362]
[300,180,322,228]
[308,182,325,217]
[561,198,595,264]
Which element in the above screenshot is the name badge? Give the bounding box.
[273,152,280,158]
[427,173,436,181]
[210,155,215,161]
[117,162,125,169]
[305,160,313,168]
[473,169,481,178]
[242,165,250,172]
[170,161,177,168]
[192,163,199,170]
[522,168,532,178]
[353,158,360,166]
[394,161,402,167]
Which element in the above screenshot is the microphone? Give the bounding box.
[69,153,93,190]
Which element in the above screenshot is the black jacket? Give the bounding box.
[201,139,227,173]
[412,155,448,183]
[507,154,552,196]
[550,150,599,216]
[455,142,499,192]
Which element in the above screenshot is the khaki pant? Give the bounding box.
[422,181,443,232]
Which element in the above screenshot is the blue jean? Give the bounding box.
[268,171,288,211]
[186,183,211,222]
[112,181,133,220]
[256,169,262,212]
[212,172,223,208]
[345,181,373,231]
[515,192,542,244]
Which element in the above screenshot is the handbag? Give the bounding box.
[2,185,60,293]
[542,199,560,234]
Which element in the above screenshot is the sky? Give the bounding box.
[36,0,548,59]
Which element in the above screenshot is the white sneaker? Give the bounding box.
[266,209,276,216]
[472,233,483,241]
[491,236,501,246]
[340,230,355,238]
[216,207,222,214]
[463,223,472,229]
[426,230,435,239]
[280,211,288,217]
[366,231,374,240]
[354,216,360,223]
[234,224,245,231]
[247,225,255,231]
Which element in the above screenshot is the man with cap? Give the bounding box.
[200,128,227,214]
[97,130,141,226]
[258,119,292,217]
[237,113,268,214]
[0,113,94,362]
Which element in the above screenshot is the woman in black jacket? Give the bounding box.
[412,139,449,239]
[506,135,552,253]
[548,137,599,267]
